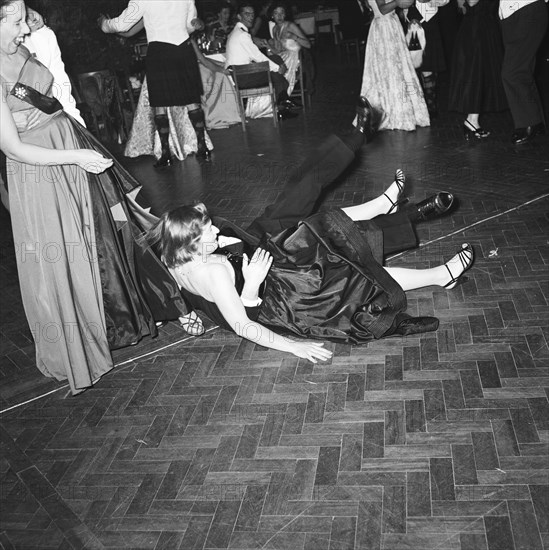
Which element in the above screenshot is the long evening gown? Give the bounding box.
[272,22,301,94]
[448,0,507,114]
[359,0,430,131]
[2,48,188,394]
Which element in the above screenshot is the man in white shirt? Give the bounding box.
[100,0,211,166]
[225,3,298,119]
[499,0,548,144]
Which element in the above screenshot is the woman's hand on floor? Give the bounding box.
[290,341,333,363]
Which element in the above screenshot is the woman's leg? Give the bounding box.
[342,170,404,221]
[154,106,172,168]
[384,244,473,291]
[187,103,210,158]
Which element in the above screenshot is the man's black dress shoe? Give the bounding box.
[512,123,545,145]
[277,108,298,120]
[281,99,302,110]
[355,96,374,135]
[415,192,455,222]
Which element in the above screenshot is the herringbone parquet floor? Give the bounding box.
[1,44,548,550]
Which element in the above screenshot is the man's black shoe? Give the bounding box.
[277,108,298,120]
[355,96,382,141]
[511,123,545,145]
[281,99,302,110]
[415,192,455,222]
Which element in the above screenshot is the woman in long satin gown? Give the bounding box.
[0,0,189,394]
[359,0,430,131]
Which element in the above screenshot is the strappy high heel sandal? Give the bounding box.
[179,311,205,336]
[463,120,490,140]
[384,169,408,215]
[444,243,474,289]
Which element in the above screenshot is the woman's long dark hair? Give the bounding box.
[147,203,211,269]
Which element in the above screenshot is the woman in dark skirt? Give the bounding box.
[448,0,507,139]
[101,0,211,167]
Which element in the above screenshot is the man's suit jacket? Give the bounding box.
[338,0,371,40]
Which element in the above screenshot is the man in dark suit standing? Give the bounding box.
[338,0,372,40]
[499,0,548,144]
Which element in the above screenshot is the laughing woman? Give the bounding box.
[0,0,191,394]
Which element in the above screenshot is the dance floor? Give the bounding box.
[1,45,548,550]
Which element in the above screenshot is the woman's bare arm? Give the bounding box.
[0,97,112,173]
[206,263,332,363]
[375,0,399,15]
[287,22,311,49]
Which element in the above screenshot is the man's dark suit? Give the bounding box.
[338,0,371,40]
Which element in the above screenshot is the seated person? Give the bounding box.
[206,1,234,52]
[149,99,474,359]
[268,2,311,95]
[225,2,299,119]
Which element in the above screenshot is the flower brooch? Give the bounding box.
[13,84,27,100]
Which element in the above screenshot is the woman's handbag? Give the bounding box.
[405,20,426,69]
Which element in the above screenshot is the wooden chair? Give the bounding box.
[230,62,279,131]
[335,24,365,64]
[315,18,334,44]
[76,70,130,143]
[133,40,148,60]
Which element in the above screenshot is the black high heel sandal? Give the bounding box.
[384,169,408,214]
[463,120,490,140]
[444,243,474,289]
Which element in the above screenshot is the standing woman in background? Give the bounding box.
[268,3,310,95]
[448,0,507,139]
[359,0,430,131]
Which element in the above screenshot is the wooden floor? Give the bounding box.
[1,45,548,550]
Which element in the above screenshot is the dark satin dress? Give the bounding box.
[179,209,431,345]
[448,0,507,113]
[2,49,188,393]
